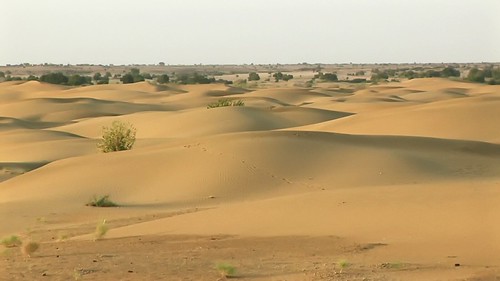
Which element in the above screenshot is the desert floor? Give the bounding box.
[1,78,499,280]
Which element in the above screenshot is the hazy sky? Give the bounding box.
[1,0,499,65]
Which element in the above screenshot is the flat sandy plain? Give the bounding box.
[1,77,499,280]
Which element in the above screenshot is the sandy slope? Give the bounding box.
[1,78,500,280]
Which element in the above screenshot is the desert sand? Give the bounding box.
[1,78,500,280]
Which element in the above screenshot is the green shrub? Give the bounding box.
[216,263,236,278]
[97,121,137,152]
[207,99,245,109]
[1,235,22,248]
[86,195,118,207]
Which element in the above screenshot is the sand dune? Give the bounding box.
[53,106,351,139]
[1,79,500,280]
[302,92,500,143]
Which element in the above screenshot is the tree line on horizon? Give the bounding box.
[1,65,499,86]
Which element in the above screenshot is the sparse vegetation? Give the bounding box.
[233,79,247,88]
[97,121,137,153]
[86,195,118,207]
[216,262,236,278]
[21,241,39,257]
[1,235,22,248]
[337,259,349,274]
[94,219,109,240]
[207,99,245,109]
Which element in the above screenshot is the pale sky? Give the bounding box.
[1,0,499,65]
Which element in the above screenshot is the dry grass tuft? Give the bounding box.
[21,241,39,257]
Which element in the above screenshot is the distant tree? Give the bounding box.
[467,68,485,83]
[130,68,140,76]
[121,73,135,84]
[272,72,293,82]
[40,72,69,84]
[403,70,417,79]
[158,62,165,66]
[355,70,365,76]
[424,70,441,78]
[142,73,152,80]
[27,75,39,81]
[6,76,22,81]
[441,66,460,77]
[0,71,4,78]
[176,72,215,84]
[157,74,170,84]
[93,72,102,82]
[273,72,283,82]
[68,74,92,86]
[97,76,109,84]
[248,72,260,81]
[321,73,338,81]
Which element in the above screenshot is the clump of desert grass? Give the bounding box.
[86,195,118,207]
[336,259,349,274]
[207,99,245,109]
[21,240,40,257]
[1,235,22,248]
[94,219,109,241]
[216,262,236,278]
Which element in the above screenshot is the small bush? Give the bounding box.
[337,259,349,273]
[1,235,22,248]
[97,121,137,153]
[86,195,118,207]
[207,99,245,109]
[216,263,236,278]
